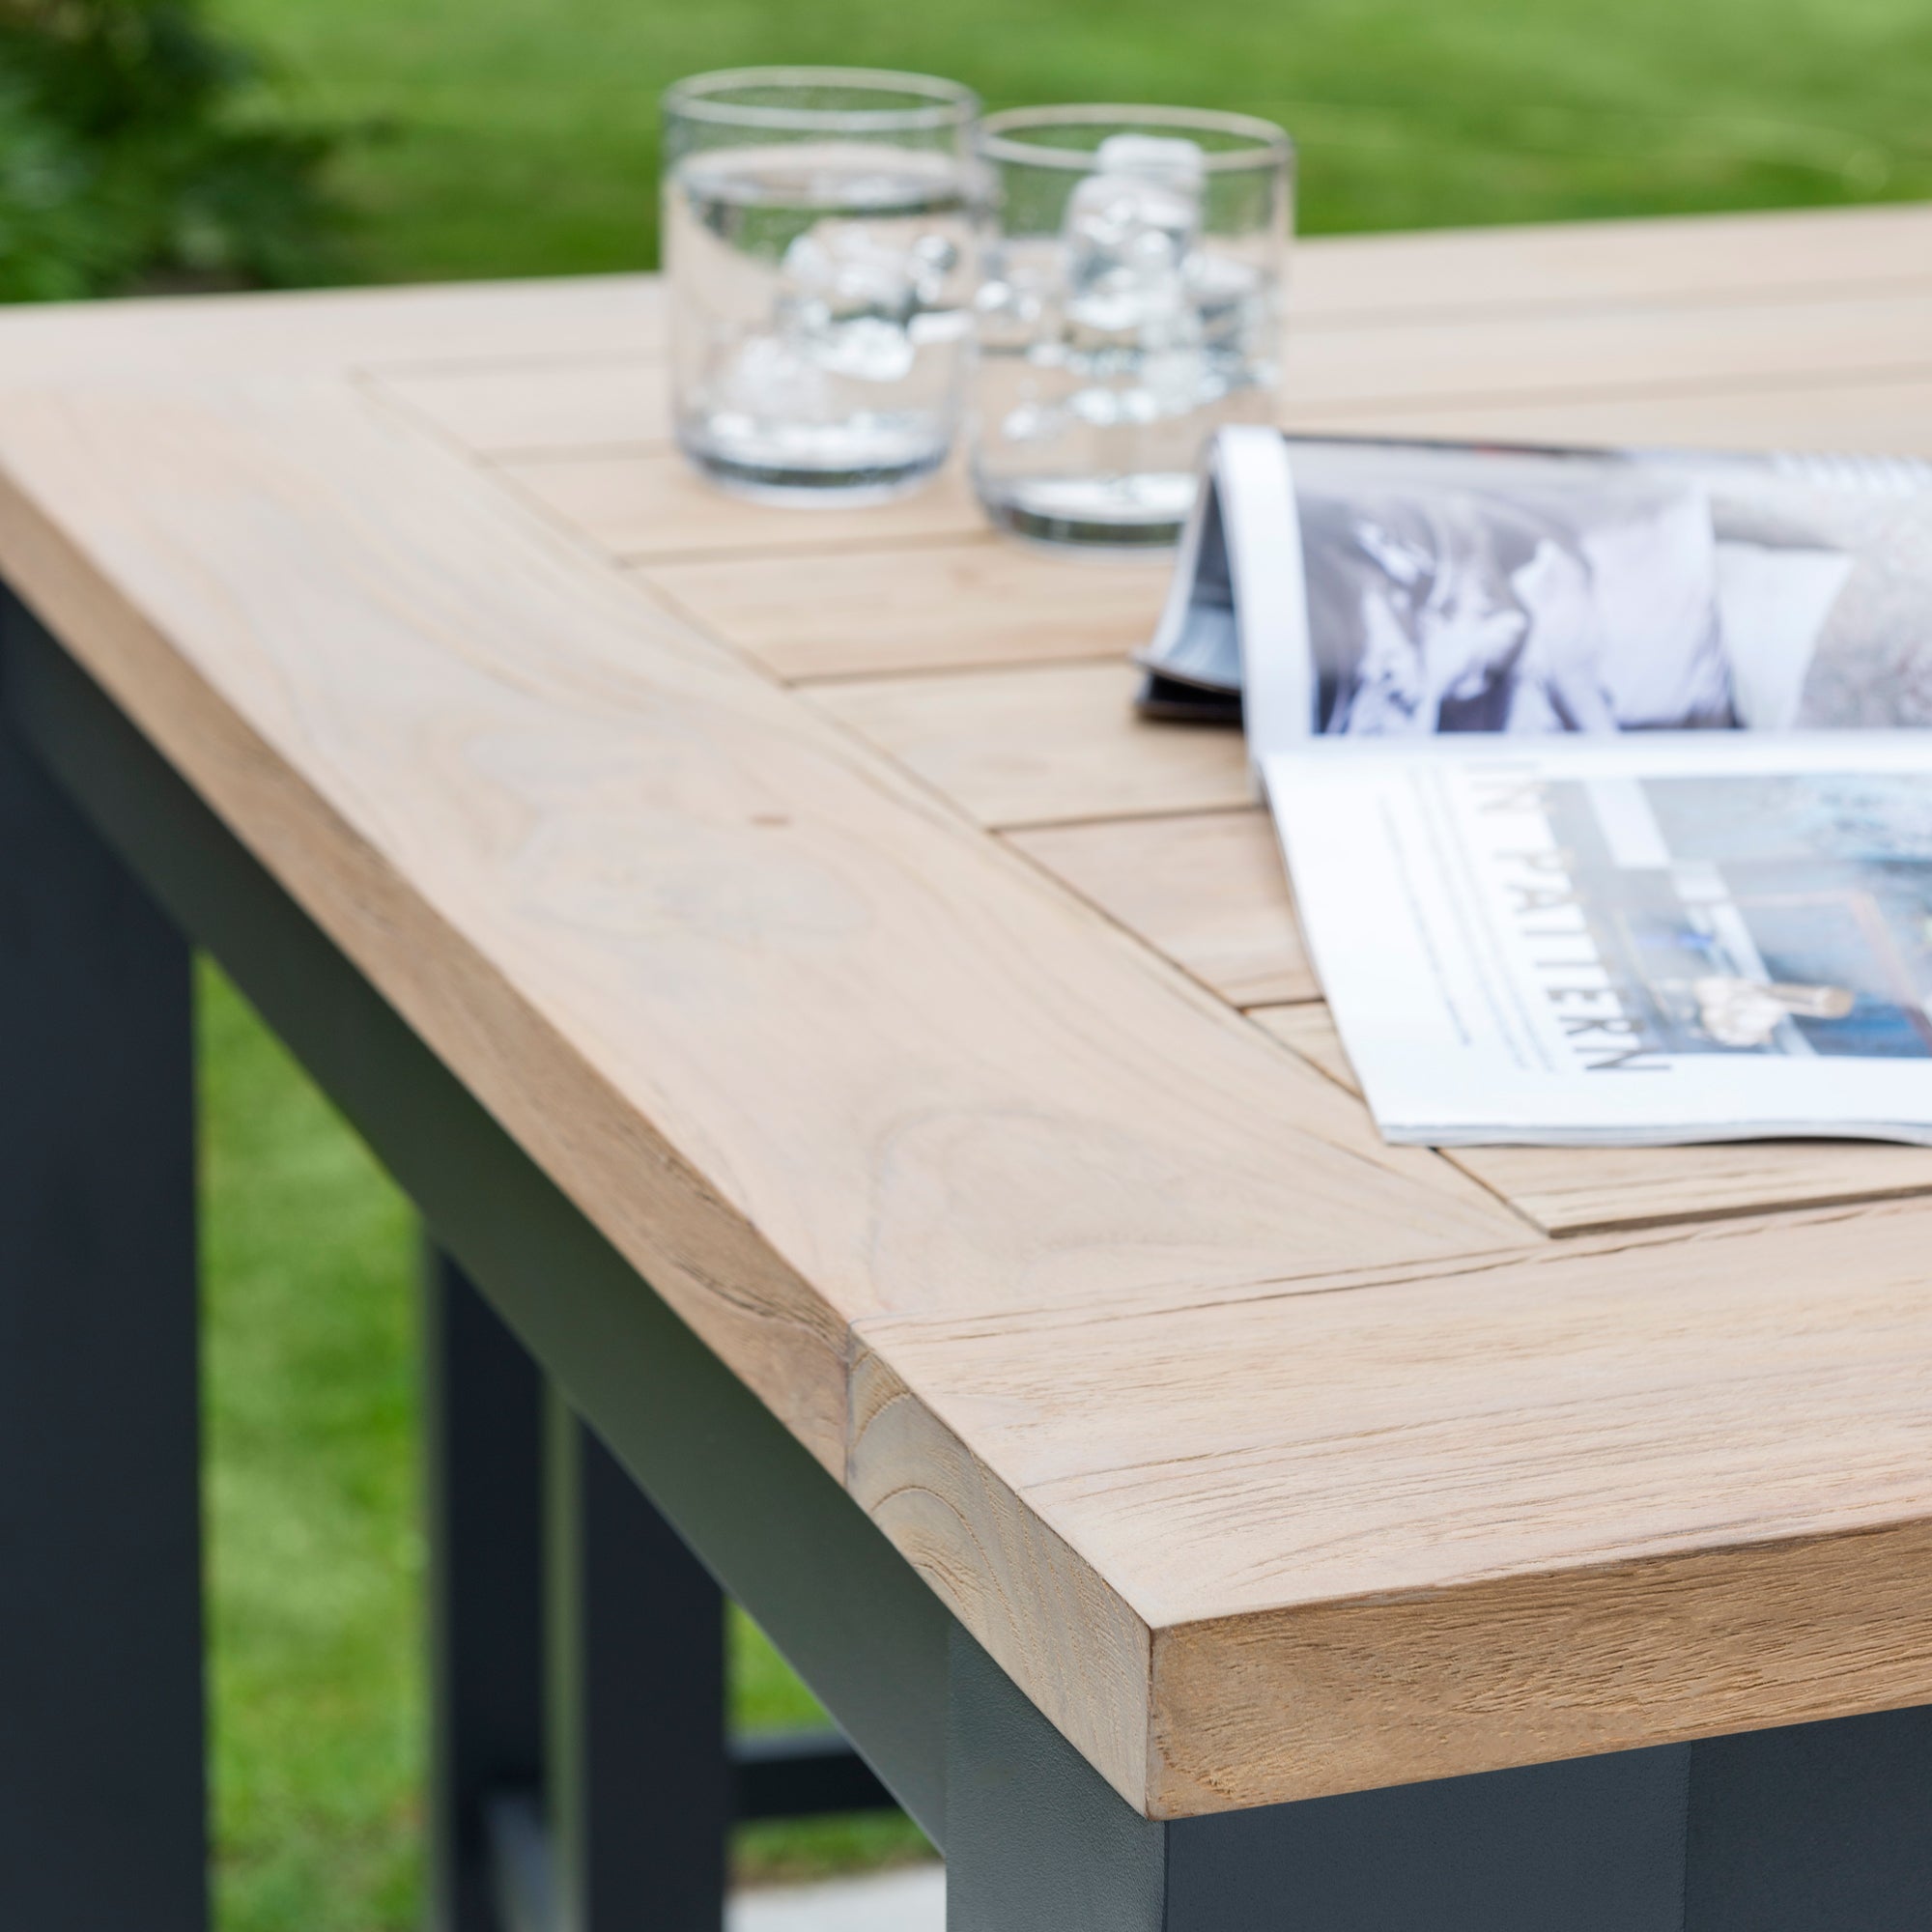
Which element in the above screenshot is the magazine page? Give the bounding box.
[1138,426,1300,730]
[1264,732,1932,1147]
[1142,431,1932,754]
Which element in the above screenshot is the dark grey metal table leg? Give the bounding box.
[945,1625,1166,1932]
[427,1249,732,1932]
[424,1250,545,1932]
[948,1616,1687,1932]
[948,1624,1932,1932]
[0,592,205,1930]
[428,1260,734,1932]
[1686,1703,1932,1932]
[1153,1742,1690,1932]
[545,1388,729,1932]
[427,1250,901,1932]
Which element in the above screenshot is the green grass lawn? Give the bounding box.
[218,0,1932,284]
[193,1,1931,1925]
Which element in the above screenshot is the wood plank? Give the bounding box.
[1283,287,1932,419]
[848,1343,1154,1808]
[811,662,1251,829]
[1290,368,1932,454]
[1460,1136,1932,1235]
[1290,200,1932,324]
[1008,810,1315,1007]
[501,450,985,560]
[1249,1000,1357,1088]
[1249,1004,1932,1233]
[0,274,667,387]
[856,1195,1932,1811]
[369,355,671,457]
[641,539,1169,682]
[0,375,1525,1479]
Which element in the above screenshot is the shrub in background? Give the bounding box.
[0,0,337,299]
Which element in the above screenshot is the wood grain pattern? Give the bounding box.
[1248,1005,1932,1233]
[641,539,1169,682]
[0,275,667,388]
[370,355,671,456]
[847,1342,1153,1809]
[1287,200,1932,322]
[0,375,1522,1472]
[1148,1517,1932,1814]
[1283,288,1932,420]
[1009,810,1316,1006]
[501,450,983,560]
[1249,999,1357,1087]
[811,662,1252,828]
[1453,1138,1932,1236]
[1289,370,1932,455]
[859,1196,1932,1809]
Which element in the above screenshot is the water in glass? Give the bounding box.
[668,141,976,499]
[974,129,1285,548]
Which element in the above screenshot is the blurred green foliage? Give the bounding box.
[0,0,336,298]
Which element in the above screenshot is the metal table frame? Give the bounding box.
[5,582,1931,1931]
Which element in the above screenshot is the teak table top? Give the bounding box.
[6,200,1932,1822]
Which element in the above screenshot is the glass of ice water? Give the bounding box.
[971,105,1293,548]
[662,69,980,501]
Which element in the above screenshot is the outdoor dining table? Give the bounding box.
[5,200,1932,1932]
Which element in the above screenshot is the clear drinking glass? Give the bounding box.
[662,69,980,500]
[971,105,1293,548]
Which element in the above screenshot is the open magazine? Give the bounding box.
[1145,428,1932,1146]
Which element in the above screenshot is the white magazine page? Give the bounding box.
[1142,450,1236,689]
[1264,732,1932,1146]
[1218,426,1313,757]
[1140,431,1932,740]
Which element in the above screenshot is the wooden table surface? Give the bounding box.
[6,201,1932,1822]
